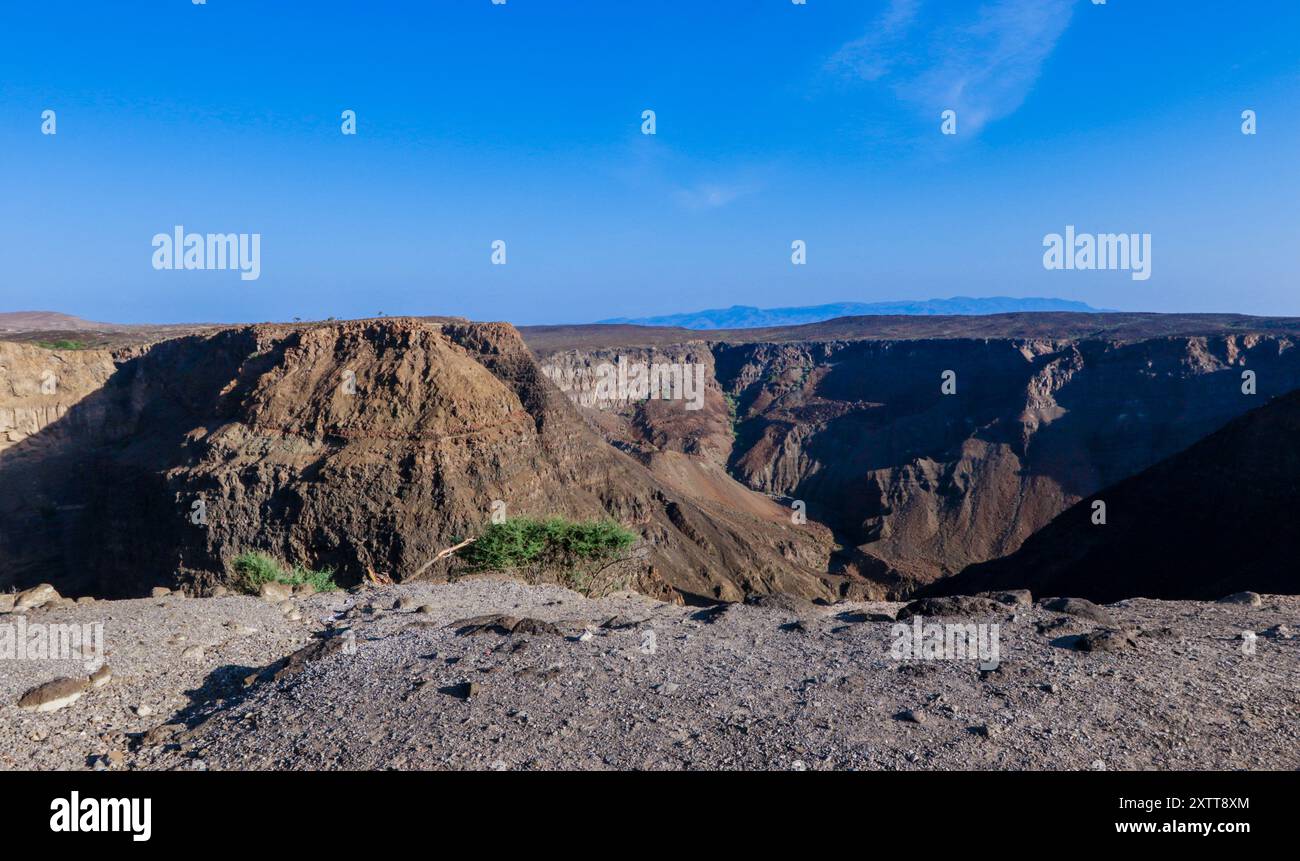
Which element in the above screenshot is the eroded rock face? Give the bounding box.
[539,331,1300,596]
[0,342,118,453]
[930,388,1300,602]
[0,343,121,590]
[9,317,1300,604]
[538,343,734,466]
[0,319,835,602]
[716,335,1300,591]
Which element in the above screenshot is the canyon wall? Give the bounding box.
[0,343,121,589]
[0,322,835,601]
[8,320,1300,603]
[930,386,1300,602]
[537,332,1300,595]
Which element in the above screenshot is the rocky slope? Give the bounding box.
[3,579,1295,771]
[534,328,1300,596]
[929,389,1300,602]
[0,320,835,602]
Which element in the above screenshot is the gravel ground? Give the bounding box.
[3,578,1297,771]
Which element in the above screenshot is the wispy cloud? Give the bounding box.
[671,181,756,211]
[608,140,762,212]
[830,0,1074,134]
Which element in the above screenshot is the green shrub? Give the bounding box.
[457,517,638,596]
[36,339,87,351]
[723,393,740,441]
[232,551,339,593]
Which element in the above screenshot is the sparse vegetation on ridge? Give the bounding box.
[231,551,340,594]
[35,339,87,350]
[723,392,740,441]
[456,516,638,596]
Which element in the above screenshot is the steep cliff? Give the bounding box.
[0,320,835,601]
[0,342,120,587]
[534,329,1300,595]
[928,388,1300,601]
[9,315,1300,603]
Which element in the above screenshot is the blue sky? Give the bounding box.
[1,0,1298,324]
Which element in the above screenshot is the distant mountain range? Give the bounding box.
[2,298,1108,336]
[598,297,1107,330]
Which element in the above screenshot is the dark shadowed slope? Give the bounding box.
[928,389,1300,602]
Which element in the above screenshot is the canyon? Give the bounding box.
[4,312,1300,603]
[532,315,1300,597]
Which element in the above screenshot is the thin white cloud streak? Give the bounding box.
[671,181,757,211]
[607,139,763,212]
[830,0,1075,133]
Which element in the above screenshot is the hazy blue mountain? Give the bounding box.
[598,297,1106,330]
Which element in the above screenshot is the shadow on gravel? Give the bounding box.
[173,664,263,725]
[439,682,476,700]
[137,629,354,749]
[127,662,263,751]
[691,605,730,624]
[835,610,895,623]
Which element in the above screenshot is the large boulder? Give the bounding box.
[17,677,88,712]
[1040,597,1115,625]
[896,595,1008,620]
[13,583,60,612]
[258,582,294,603]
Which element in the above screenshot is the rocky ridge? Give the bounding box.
[0,319,835,603]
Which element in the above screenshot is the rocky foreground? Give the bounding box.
[2,579,1297,771]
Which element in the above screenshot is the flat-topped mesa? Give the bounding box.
[0,318,836,602]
